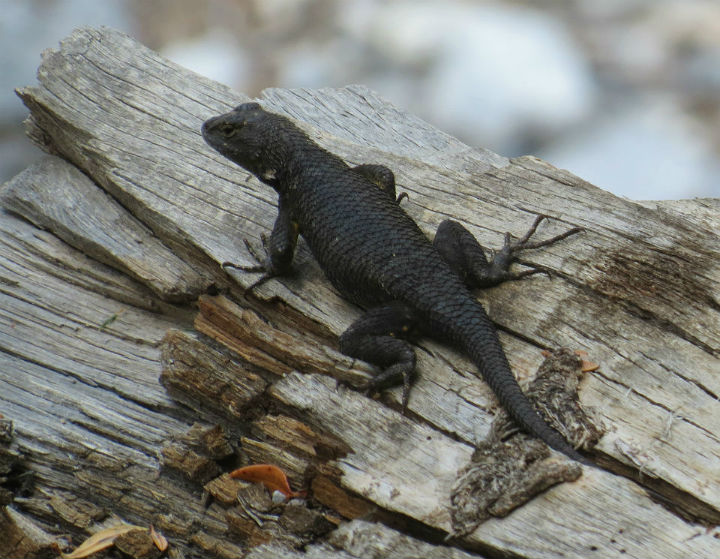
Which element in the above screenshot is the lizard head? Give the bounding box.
[202,102,302,187]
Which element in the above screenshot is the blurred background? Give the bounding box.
[1,0,719,199]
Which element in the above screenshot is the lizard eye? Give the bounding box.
[219,123,237,137]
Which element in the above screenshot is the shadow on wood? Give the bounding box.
[0,26,718,559]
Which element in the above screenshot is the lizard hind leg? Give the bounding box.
[351,164,408,204]
[433,216,582,289]
[339,302,419,409]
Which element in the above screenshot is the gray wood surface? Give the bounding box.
[1,26,718,558]
[1,155,213,302]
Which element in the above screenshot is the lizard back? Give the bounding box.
[202,103,588,463]
[286,147,471,319]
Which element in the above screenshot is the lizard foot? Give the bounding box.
[434,215,583,289]
[222,236,278,294]
[505,214,584,254]
[338,302,419,412]
[359,364,416,412]
[488,214,584,283]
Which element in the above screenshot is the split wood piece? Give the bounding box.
[160,318,374,525]
[328,519,484,559]
[188,533,246,559]
[159,324,373,525]
[161,423,234,483]
[15,28,720,517]
[160,329,268,420]
[0,155,213,302]
[310,475,375,521]
[269,372,720,559]
[246,518,489,558]
[450,348,603,537]
[0,507,59,559]
[251,414,352,464]
[114,527,163,559]
[0,210,237,557]
[204,474,248,508]
[160,441,222,485]
[5,25,719,557]
[194,294,373,387]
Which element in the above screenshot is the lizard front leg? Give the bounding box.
[224,196,299,292]
[339,302,419,409]
[433,215,582,289]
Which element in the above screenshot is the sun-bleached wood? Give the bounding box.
[1,26,718,558]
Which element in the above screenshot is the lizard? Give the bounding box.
[202,102,587,463]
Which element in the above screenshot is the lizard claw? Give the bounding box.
[222,235,277,295]
[400,370,413,413]
[509,215,584,252]
[485,215,583,282]
[354,366,415,413]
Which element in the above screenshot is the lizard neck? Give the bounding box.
[273,143,349,198]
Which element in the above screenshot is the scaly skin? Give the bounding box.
[202,103,586,463]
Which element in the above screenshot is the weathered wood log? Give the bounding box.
[1,25,719,558]
[0,155,214,302]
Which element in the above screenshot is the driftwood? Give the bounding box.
[0,26,719,558]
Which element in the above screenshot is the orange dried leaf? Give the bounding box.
[62,524,143,559]
[581,359,600,372]
[230,463,304,497]
[571,350,599,372]
[150,525,168,552]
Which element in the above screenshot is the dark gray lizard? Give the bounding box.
[202,103,586,462]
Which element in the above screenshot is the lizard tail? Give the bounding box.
[456,315,587,464]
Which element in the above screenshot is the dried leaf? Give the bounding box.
[150,524,168,551]
[580,359,600,372]
[62,524,143,559]
[229,464,305,498]
[574,350,599,372]
[545,349,599,373]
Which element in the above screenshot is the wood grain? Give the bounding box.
[1,26,718,558]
